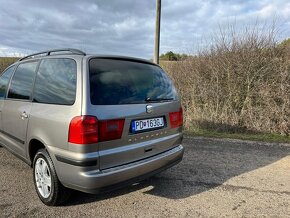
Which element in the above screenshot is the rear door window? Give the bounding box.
[89,59,178,105]
[8,61,38,100]
[33,58,77,105]
[0,66,15,98]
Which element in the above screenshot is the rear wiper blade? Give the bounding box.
[145,97,174,102]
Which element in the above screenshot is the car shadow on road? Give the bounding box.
[64,137,290,206]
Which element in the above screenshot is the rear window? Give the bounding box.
[89,59,178,105]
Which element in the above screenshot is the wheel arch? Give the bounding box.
[28,138,47,167]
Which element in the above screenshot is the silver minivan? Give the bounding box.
[0,49,184,206]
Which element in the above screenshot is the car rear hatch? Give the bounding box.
[87,58,183,170]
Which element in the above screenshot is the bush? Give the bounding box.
[162,25,290,135]
[0,57,18,73]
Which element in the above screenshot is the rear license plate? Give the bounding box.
[132,117,164,133]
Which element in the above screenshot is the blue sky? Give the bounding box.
[0,0,289,58]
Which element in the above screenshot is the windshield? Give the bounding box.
[89,58,178,105]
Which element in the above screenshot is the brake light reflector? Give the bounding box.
[68,116,98,144]
[169,108,183,128]
[99,119,125,142]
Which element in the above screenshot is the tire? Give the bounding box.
[33,148,70,206]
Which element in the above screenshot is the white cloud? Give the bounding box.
[0,0,289,58]
[114,18,138,34]
[257,5,274,18]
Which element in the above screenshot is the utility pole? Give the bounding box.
[154,0,161,64]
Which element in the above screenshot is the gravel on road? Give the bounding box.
[0,136,290,217]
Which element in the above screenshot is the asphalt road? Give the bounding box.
[1,137,290,217]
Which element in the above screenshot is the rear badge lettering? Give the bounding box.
[128,131,167,143]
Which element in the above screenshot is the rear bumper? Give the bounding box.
[61,144,184,194]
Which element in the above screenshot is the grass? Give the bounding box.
[185,128,290,144]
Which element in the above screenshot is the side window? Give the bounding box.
[0,66,15,99]
[33,59,77,105]
[8,61,38,100]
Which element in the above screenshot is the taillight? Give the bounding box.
[68,116,125,144]
[169,108,183,128]
[68,116,99,144]
[99,119,125,142]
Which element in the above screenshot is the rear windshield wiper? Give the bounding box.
[145,97,174,102]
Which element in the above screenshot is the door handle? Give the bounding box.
[20,112,29,119]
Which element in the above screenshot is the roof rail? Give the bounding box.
[18,48,86,61]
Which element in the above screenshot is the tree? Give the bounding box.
[160,51,189,61]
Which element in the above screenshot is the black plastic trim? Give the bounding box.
[55,155,97,167]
